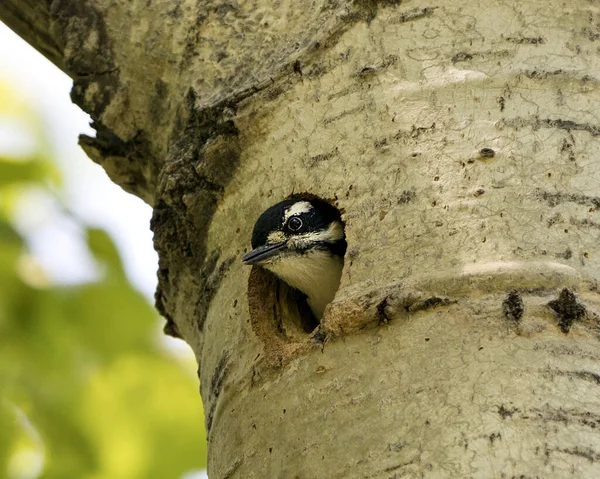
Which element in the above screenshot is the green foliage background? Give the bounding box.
[0,83,207,478]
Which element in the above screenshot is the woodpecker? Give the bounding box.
[242,198,347,320]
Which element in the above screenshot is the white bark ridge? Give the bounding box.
[4,0,600,477]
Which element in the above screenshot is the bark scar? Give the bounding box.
[206,351,231,433]
[547,288,586,333]
[407,296,457,313]
[502,290,524,323]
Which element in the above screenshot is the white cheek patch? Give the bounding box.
[267,231,286,243]
[283,201,313,222]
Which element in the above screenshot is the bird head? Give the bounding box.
[242,198,346,319]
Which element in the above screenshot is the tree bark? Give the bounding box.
[4,0,600,477]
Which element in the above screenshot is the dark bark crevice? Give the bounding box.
[152,89,241,340]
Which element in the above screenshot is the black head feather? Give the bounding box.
[251,198,345,255]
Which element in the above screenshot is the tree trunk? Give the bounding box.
[4,0,600,476]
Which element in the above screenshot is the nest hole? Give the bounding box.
[248,267,318,345]
[246,194,346,353]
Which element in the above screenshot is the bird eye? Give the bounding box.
[287,216,303,232]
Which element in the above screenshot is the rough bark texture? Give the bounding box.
[5,0,600,477]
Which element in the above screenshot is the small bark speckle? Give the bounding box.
[497,404,519,419]
[479,147,495,158]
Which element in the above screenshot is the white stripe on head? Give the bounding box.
[319,220,345,242]
[289,221,344,249]
[283,201,313,222]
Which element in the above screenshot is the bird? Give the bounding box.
[242,198,347,320]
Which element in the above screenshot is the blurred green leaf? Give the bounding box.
[67,282,155,359]
[0,80,206,479]
[0,219,24,246]
[0,402,18,475]
[86,228,124,277]
[80,354,206,479]
[0,159,45,187]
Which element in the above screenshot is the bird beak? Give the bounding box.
[242,241,287,265]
